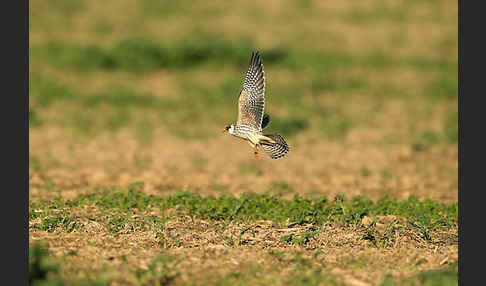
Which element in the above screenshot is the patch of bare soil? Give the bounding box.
[30,215,457,285]
[29,127,457,203]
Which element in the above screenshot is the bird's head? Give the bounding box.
[223,124,235,134]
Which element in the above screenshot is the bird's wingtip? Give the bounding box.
[250,51,262,65]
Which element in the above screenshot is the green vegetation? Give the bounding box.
[30,185,457,236]
[31,37,287,74]
[29,32,457,142]
[280,230,319,246]
[32,37,457,76]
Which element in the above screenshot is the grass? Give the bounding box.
[30,185,457,236]
[280,230,319,246]
[31,36,457,77]
[31,37,288,74]
[28,74,315,139]
[29,33,457,142]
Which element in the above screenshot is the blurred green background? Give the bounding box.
[29,0,457,148]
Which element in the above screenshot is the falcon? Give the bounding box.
[223,51,290,159]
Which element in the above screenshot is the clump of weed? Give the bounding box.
[223,235,235,247]
[361,221,397,248]
[280,234,294,244]
[280,230,318,246]
[155,232,168,248]
[33,212,81,233]
[105,213,130,235]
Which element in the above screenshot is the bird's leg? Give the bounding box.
[253,144,258,157]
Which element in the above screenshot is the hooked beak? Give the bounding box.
[222,128,227,133]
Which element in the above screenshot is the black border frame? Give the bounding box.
[458,0,477,285]
[5,0,29,284]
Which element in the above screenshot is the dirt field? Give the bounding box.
[29,0,457,285]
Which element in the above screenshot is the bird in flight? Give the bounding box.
[223,51,290,159]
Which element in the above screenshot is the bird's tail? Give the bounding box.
[260,134,290,159]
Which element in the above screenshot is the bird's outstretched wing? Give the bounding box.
[237,51,265,130]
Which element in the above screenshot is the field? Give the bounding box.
[29,0,458,285]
